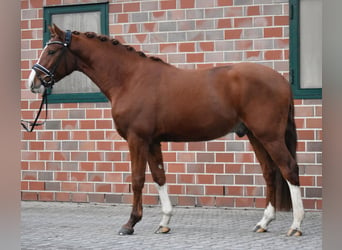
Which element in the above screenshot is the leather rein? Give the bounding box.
[21,30,72,132]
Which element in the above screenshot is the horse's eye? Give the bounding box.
[48,50,56,55]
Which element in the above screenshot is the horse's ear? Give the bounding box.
[49,24,64,39]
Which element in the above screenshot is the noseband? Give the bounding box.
[32,30,72,88]
[22,30,72,132]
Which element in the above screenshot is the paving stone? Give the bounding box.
[21,201,322,249]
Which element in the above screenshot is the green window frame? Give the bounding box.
[43,2,109,103]
[289,0,322,99]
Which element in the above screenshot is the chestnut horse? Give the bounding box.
[28,24,304,236]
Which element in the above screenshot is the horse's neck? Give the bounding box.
[73,41,138,98]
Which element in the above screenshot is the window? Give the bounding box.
[289,0,322,99]
[43,2,109,103]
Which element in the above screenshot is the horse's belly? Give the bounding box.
[159,116,237,142]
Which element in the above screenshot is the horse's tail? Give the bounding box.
[274,98,297,211]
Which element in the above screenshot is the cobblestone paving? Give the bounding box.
[21,202,321,250]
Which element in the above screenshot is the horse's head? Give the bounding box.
[29,24,76,93]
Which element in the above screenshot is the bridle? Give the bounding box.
[21,30,72,132]
[32,30,72,89]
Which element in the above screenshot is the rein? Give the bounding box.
[21,30,72,132]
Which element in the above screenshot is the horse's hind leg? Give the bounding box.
[148,142,172,234]
[261,139,304,236]
[247,132,278,232]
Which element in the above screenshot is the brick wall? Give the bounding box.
[21,0,322,210]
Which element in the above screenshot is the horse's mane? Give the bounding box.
[73,31,168,65]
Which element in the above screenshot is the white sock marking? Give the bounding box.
[286,181,304,230]
[155,184,172,227]
[256,202,275,229]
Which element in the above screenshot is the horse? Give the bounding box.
[28,24,304,237]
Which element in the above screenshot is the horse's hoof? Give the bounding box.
[154,226,171,234]
[287,228,302,236]
[118,227,134,236]
[253,225,267,233]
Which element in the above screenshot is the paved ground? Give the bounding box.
[21,201,321,249]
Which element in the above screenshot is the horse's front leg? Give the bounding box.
[118,134,148,235]
[148,142,172,234]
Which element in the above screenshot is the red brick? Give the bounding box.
[235,40,253,50]
[72,193,88,202]
[88,173,104,182]
[265,50,283,60]
[105,152,122,161]
[95,184,111,193]
[186,53,204,63]
[178,196,196,206]
[46,0,61,5]
[216,153,234,163]
[247,6,260,16]
[71,172,86,182]
[78,183,93,192]
[179,42,195,52]
[80,120,95,129]
[207,141,225,151]
[22,192,38,201]
[274,16,289,26]
[38,192,54,201]
[246,186,263,196]
[123,2,140,12]
[225,29,242,39]
[114,141,129,151]
[105,173,122,183]
[56,172,68,181]
[62,120,77,129]
[117,13,128,23]
[113,183,130,193]
[96,162,113,172]
[62,182,77,192]
[255,198,267,208]
[161,0,176,9]
[169,184,185,194]
[29,181,44,190]
[29,161,45,170]
[206,186,224,195]
[110,3,122,13]
[264,27,283,38]
[79,141,95,151]
[299,176,315,186]
[216,197,234,207]
[143,195,159,205]
[236,198,254,208]
[114,162,129,172]
[56,131,70,140]
[186,185,204,195]
[56,192,71,202]
[306,118,322,129]
[38,152,52,161]
[179,174,195,184]
[196,196,214,206]
[89,131,104,140]
[234,17,253,28]
[236,175,254,185]
[180,0,194,8]
[206,164,224,174]
[197,174,214,184]
[217,0,233,6]
[235,152,255,163]
[143,22,156,32]
[217,18,232,28]
[226,186,243,196]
